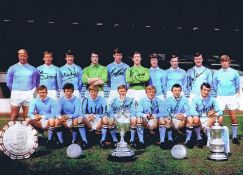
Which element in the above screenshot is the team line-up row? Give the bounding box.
[25,82,229,150]
[5,48,241,150]
[6,49,241,102]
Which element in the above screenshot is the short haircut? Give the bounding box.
[194,52,202,57]
[37,85,47,92]
[66,50,75,56]
[113,48,122,55]
[133,51,141,57]
[145,85,156,92]
[117,85,127,91]
[171,84,182,91]
[220,54,231,62]
[200,82,211,90]
[170,54,178,60]
[149,53,159,59]
[91,51,99,57]
[43,51,53,57]
[18,49,28,56]
[63,83,74,91]
[88,85,99,92]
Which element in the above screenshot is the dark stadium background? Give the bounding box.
[0,0,242,97]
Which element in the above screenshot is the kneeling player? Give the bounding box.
[164,84,193,149]
[137,86,167,149]
[58,83,88,148]
[191,83,223,148]
[109,85,137,148]
[26,85,60,148]
[80,85,109,148]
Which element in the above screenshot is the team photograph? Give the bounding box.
[0,1,242,175]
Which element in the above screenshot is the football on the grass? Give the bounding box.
[171,144,187,159]
[67,144,83,158]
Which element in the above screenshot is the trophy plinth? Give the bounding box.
[208,117,228,161]
[109,112,135,161]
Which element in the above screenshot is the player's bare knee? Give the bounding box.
[55,119,61,126]
[159,118,166,125]
[48,119,55,127]
[136,117,142,124]
[78,116,84,124]
[102,116,108,124]
[193,116,200,123]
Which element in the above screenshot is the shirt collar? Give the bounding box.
[40,96,48,102]
[118,96,126,102]
[173,95,181,101]
[170,67,180,70]
[221,67,230,71]
[150,67,159,70]
[114,61,123,65]
[91,63,99,68]
[18,62,28,65]
[44,64,53,67]
[200,94,209,100]
[134,65,141,68]
[65,63,75,67]
[194,65,204,69]
[90,95,99,101]
[146,97,155,102]
[65,95,75,101]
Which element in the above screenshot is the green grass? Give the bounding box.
[0,116,243,175]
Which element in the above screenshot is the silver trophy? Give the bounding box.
[110,110,135,160]
[0,121,38,159]
[208,116,228,160]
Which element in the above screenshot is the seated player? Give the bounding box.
[57,83,88,148]
[190,82,224,148]
[165,84,193,149]
[26,85,61,148]
[80,85,109,148]
[109,85,137,148]
[137,85,167,149]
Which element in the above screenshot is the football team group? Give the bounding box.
[5,48,241,151]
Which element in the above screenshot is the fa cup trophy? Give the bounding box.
[208,116,228,160]
[109,110,135,160]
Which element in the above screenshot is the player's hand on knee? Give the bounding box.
[60,115,69,122]
[177,113,185,121]
[87,115,95,122]
[207,109,215,118]
[34,114,42,121]
[25,117,31,124]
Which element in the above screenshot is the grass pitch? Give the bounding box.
[0,115,243,175]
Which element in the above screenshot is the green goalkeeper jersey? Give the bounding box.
[82,64,108,91]
[126,65,150,90]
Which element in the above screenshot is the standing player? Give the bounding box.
[107,48,129,104]
[58,50,82,98]
[187,52,212,103]
[109,85,137,148]
[213,55,240,144]
[37,51,59,100]
[6,49,39,121]
[26,85,59,148]
[148,53,167,100]
[126,51,149,102]
[165,54,187,97]
[165,84,193,149]
[82,51,108,97]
